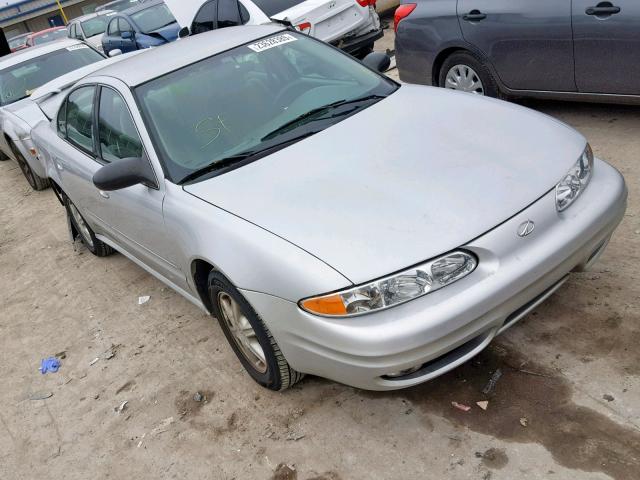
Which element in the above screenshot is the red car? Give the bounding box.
[8,32,32,52]
[25,26,68,47]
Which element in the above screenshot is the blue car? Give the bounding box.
[102,0,179,56]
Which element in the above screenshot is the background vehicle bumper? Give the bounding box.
[335,27,384,55]
[243,159,627,390]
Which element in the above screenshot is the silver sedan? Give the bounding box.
[32,26,627,391]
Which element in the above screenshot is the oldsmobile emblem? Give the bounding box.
[517,220,535,237]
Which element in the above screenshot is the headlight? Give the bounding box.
[300,251,477,317]
[556,143,594,212]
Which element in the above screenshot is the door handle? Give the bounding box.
[98,190,110,199]
[463,10,487,21]
[586,3,621,15]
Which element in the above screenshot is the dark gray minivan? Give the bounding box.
[394,0,640,103]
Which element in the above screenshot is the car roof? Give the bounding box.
[122,0,163,14]
[0,38,87,69]
[87,24,285,87]
[71,10,117,22]
[28,26,66,37]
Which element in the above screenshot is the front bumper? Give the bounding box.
[243,159,627,390]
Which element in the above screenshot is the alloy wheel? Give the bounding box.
[217,292,267,373]
[444,64,485,95]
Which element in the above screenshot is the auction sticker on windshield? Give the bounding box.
[66,44,90,51]
[247,34,296,53]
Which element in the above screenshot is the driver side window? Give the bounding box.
[107,18,120,36]
[65,86,96,153]
[97,87,143,163]
[119,18,133,34]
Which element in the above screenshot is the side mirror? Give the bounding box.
[93,156,156,191]
[121,30,134,40]
[362,52,391,73]
[178,26,190,38]
[108,48,122,57]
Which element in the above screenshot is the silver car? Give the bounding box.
[32,26,627,391]
[0,40,105,190]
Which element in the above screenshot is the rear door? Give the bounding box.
[572,0,640,94]
[457,0,574,92]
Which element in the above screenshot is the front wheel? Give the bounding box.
[208,271,304,391]
[439,51,500,98]
[64,196,114,257]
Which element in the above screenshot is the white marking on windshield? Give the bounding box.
[247,34,297,53]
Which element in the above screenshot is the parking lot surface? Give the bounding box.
[1,32,639,480]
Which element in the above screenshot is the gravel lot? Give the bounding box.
[1,27,639,480]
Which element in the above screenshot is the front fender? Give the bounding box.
[163,182,352,304]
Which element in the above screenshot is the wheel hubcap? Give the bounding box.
[69,203,94,248]
[445,64,485,95]
[217,292,267,373]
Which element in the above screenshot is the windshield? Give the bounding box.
[9,35,29,49]
[135,32,397,183]
[33,29,68,45]
[131,4,176,33]
[81,17,109,37]
[251,0,305,16]
[0,45,104,106]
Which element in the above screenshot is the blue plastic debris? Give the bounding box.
[39,357,61,374]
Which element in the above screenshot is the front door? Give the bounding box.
[457,0,575,92]
[572,0,640,95]
[90,85,185,286]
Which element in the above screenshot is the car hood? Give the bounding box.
[184,85,586,284]
[2,97,47,129]
[143,22,180,43]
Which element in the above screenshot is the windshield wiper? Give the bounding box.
[261,94,387,141]
[179,131,318,185]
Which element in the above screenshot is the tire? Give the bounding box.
[9,142,49,191]
[0,149,9,161]
[208,271,304,391]
[438,51,500,98]
[64,196,114,257]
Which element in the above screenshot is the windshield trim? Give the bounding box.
[132,31,398,184]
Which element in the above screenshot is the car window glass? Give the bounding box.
[119,18,133,33]
[33,29,68,45]
[239,2,250,23]
[66,86,96,152]
[98,88,143,163]
[82,17,109,37]
[136,33,395,182]
[192,0,216,34]
[108,18,119,35]
[218,0,242,28]
[251,0,305,16]
[57,99,67,137]
[130,4,176,33]
[69,24,76,38]
[0,46,104,106]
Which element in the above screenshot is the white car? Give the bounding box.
[67,11,117,53]
[166,0,382,57]
[0,40,107,190]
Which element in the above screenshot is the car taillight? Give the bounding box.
[356,0,376,7]
[296,21,312,33]
[394,3,417,32]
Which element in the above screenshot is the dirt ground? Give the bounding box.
[1,30,640,480]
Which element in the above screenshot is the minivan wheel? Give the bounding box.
[208,271,304,391]
[439,52,499,98]
[10,143,49,191]
[64,196,114,257]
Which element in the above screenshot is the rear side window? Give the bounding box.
[191,0,248,34]
[97,87,143,162]
[65,86,96,153]
[251,0,305,17]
